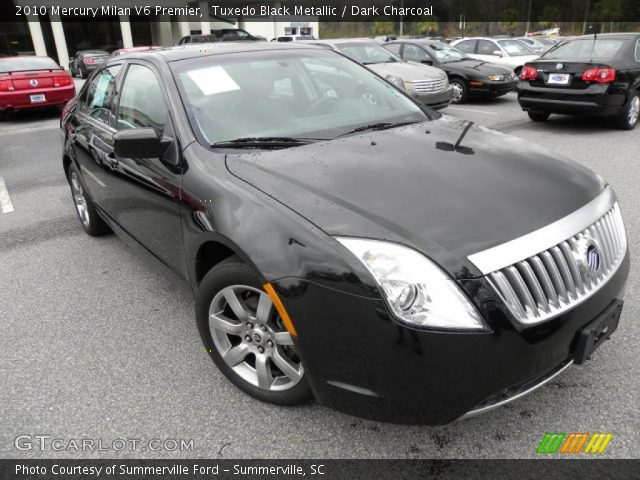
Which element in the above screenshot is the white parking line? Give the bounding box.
[0,177,15,213]
[446,107,497,115]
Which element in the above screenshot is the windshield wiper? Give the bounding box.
[339,121,419,137]
[211,137,322,149]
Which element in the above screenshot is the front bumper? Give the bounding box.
[275,250,629,425]
[415,85,454,109]
[468,79,517,97]
[517,81,628,116]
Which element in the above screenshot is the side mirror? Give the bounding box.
[421,59,434,65]
[492,50,504,57]
[114,128,167,158]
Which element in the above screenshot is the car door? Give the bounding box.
[69,64,122,205]
[103,61,186,275]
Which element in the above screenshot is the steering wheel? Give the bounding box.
[303,95,339,116]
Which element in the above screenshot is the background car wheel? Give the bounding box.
[67,164,110,237]
[449,78,467,104]
[528,111,550,122]
[196,256,312,406]
[615,92,639,130]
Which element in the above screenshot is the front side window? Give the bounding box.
[174,49,426,145]
[117,64,168,134]
[426,43,469,63]
[384,43,401,56]
[497,40,535,56]
[403,44,429,62]
[478,40,498,55]
[636,40,640,61]
[81,65,121,127]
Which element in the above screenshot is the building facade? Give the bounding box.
[1,0,319,68]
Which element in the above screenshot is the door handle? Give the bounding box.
[106,152,118,169]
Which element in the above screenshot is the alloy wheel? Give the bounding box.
[450,81,464,103]
[208,285,303,392]
[70,171,90,227]
[628,95,639,127]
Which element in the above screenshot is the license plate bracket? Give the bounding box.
[547,73,571,85]
[574,300,623,365]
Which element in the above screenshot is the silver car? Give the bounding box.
[311,39,453,109]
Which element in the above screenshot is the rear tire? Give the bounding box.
[528,111,550,122]
[614,92,639,130]
[67,163,110,237]
[196,256,312,406]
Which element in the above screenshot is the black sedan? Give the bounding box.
[518,33,640,129]
[386,39,518,103]
[61,43,629,424]
[68,50,109,79]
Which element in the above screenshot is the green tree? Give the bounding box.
[371,20,395,36]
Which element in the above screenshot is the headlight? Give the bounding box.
[337,238,488,330]
[385,74,405,91]
[487,74,505,81]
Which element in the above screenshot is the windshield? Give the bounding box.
[425,43,470,62]
[542,38,625,60]
[0,57,60,73]
[174,49,427,146]
[335,42,401,65]
[497,40,535,56]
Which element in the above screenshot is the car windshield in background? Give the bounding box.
[0,57,60,73]
[174,49,426,146]
[542,38,626,60]
[426,43,470,62]
[335,43,400,64]
[497,39,535,56]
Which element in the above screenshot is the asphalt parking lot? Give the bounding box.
[1,84,639,459]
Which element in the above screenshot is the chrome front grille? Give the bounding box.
[411,78,446,94]
[487,203,627,325]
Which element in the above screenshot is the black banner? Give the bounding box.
[1,459,639,480]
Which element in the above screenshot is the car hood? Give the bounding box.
[444,59,514,76]
[225,116,604,278]
[366,61,446,81]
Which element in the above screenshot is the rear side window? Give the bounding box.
[455,40,476,54]
[117,64,168,135]
[81,65,121,127]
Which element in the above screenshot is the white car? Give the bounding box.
[451,37,539,74]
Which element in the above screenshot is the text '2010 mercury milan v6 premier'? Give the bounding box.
[61,42,629,424]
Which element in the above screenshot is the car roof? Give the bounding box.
[124,42,325,63]
[566,33,640,40]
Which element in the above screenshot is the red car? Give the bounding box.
[0,56,75,120]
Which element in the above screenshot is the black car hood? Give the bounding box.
[444,59,513,76]
[225,116,603,278]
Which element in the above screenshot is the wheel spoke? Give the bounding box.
[221,287,250,321]
[209,311,244,335]
[255,354,273,389]
[272,348,302,382]
[222,343,249,366]
[255,292,273,324]
[272,331,294,346]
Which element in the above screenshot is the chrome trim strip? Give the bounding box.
[459,360,573,420]
[468,187,616,275]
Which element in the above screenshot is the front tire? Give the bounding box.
[614,92,639,130]
[528,111,550,122]
[196,257,312,406]
[449,78,467,104]
[67,163,110,236]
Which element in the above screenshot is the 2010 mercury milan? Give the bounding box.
[61,42,629,424]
